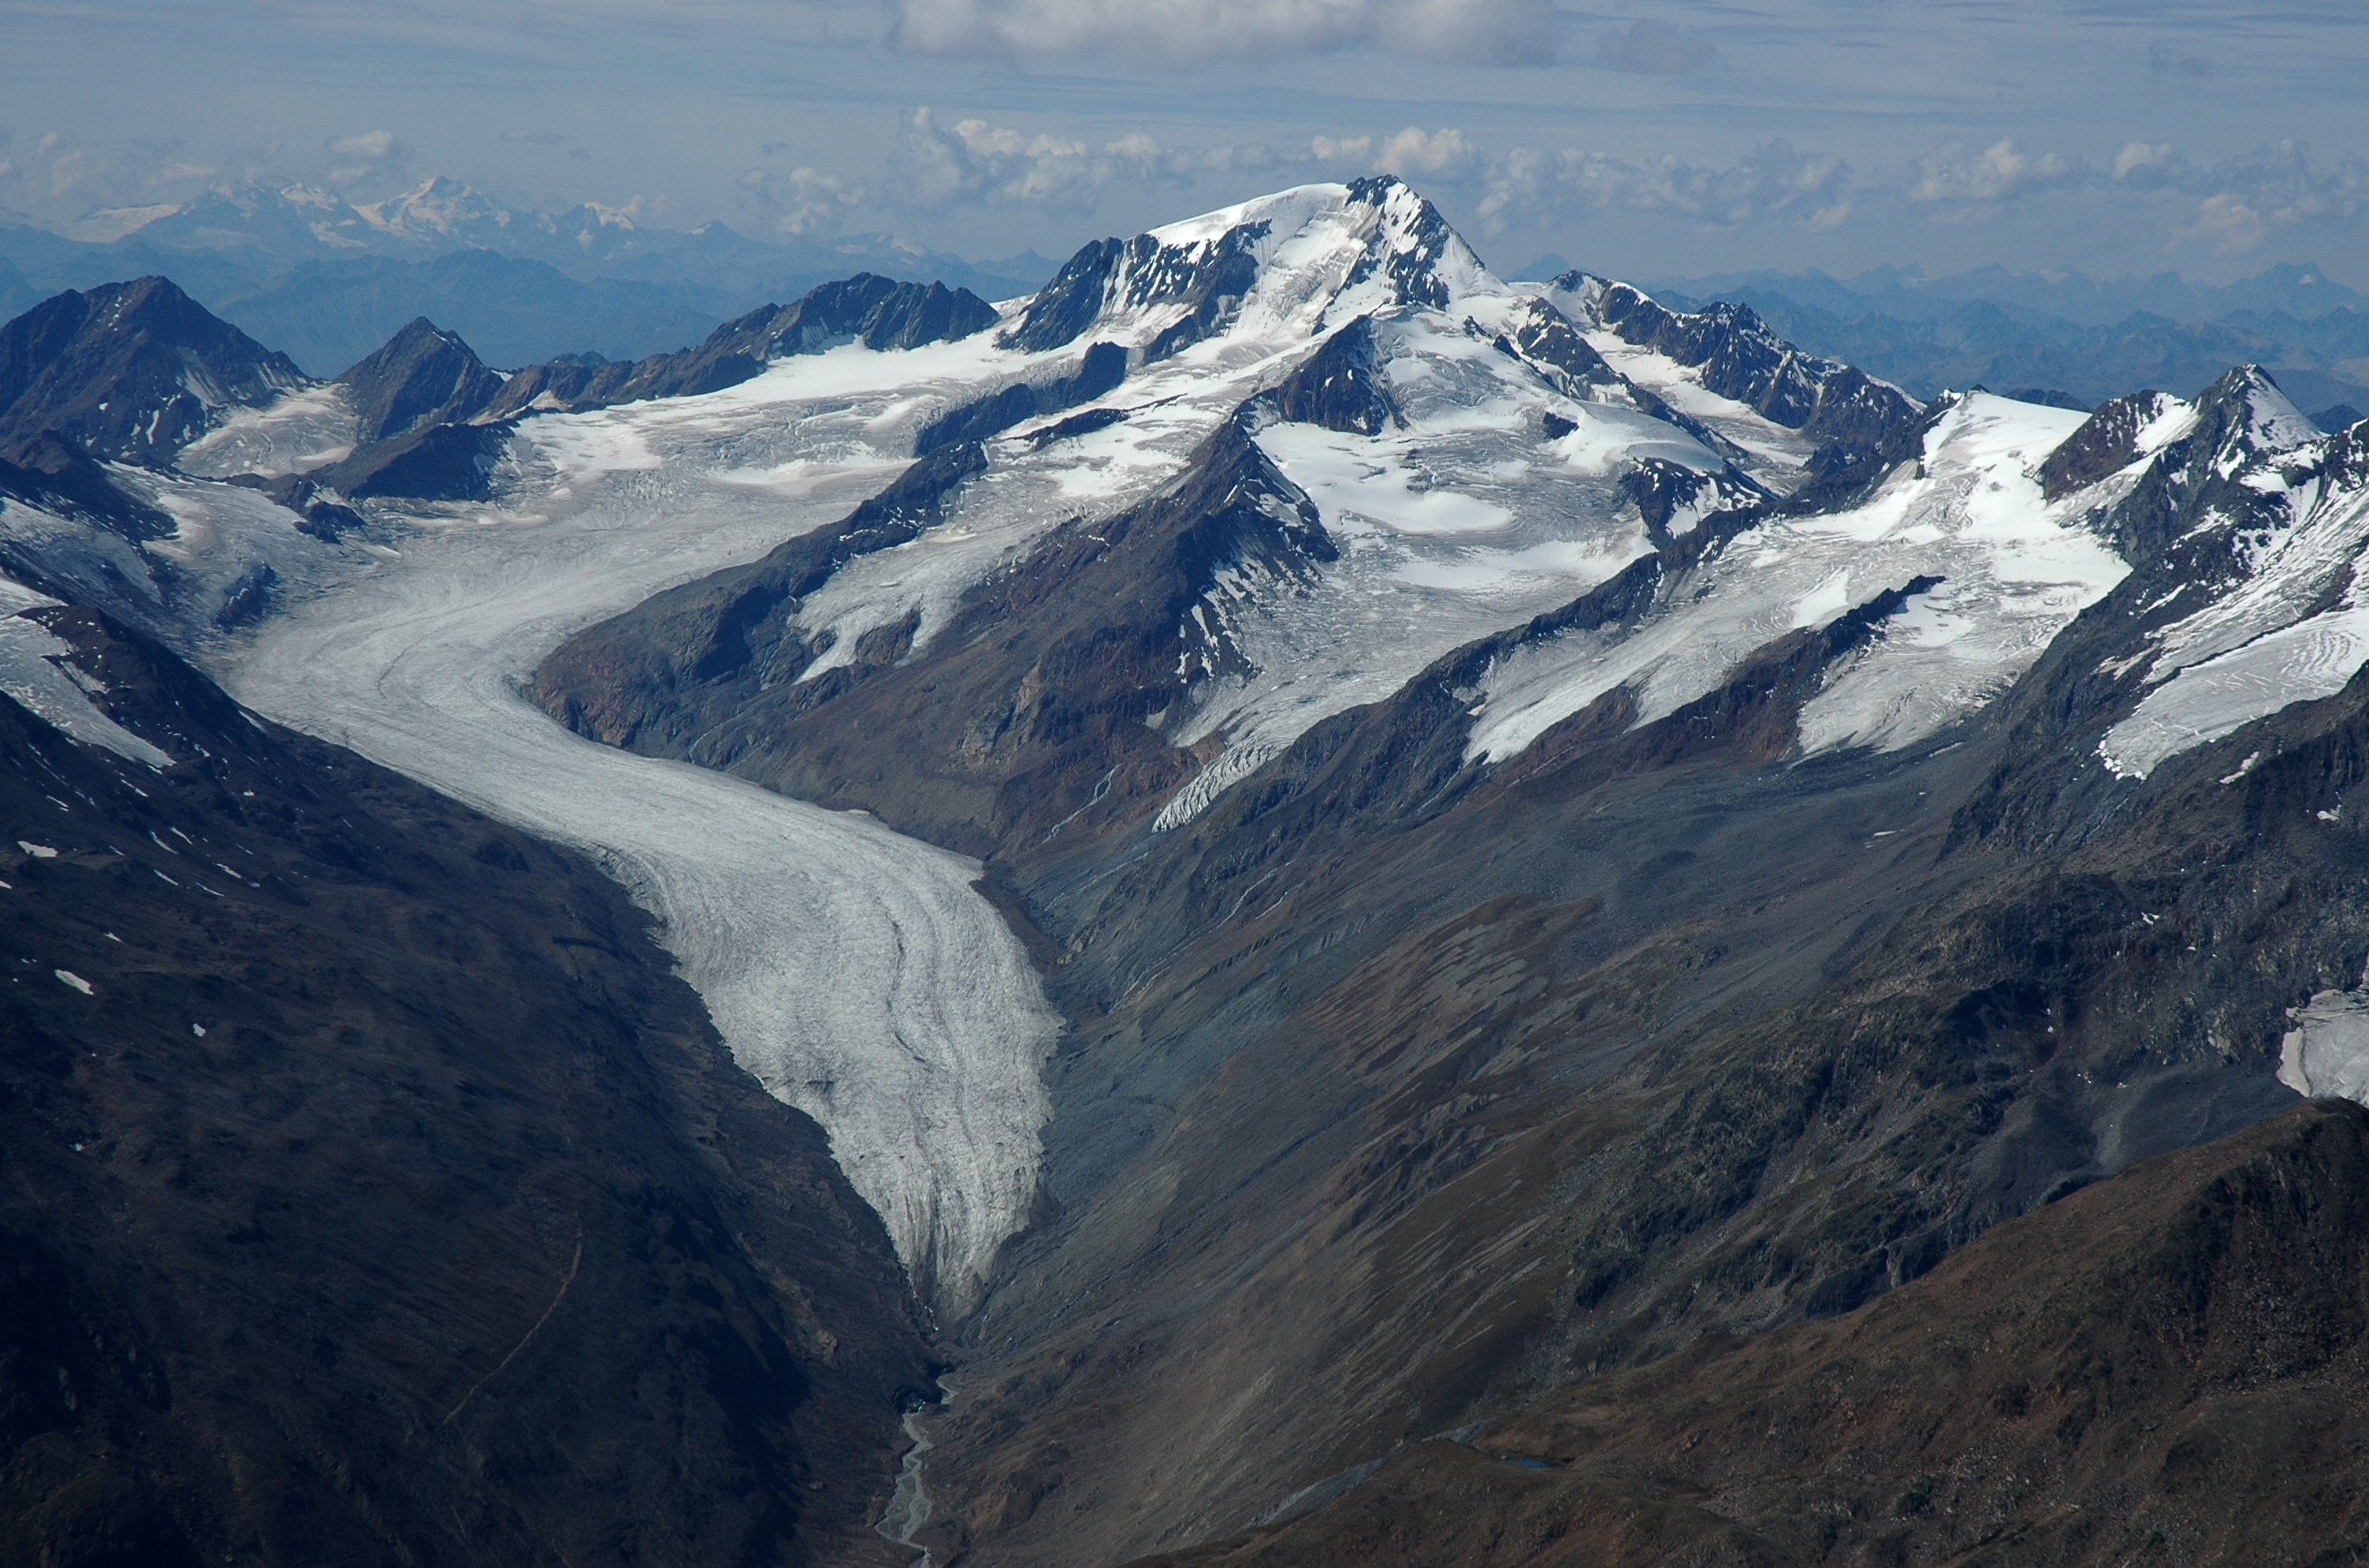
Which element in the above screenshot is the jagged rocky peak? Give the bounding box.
[2048,366,2319,507]
[1000,176,1494,359]
[336,317,506,444]
[0,277,307,466]
[486,272,1000,420]
[1532,268,1921,450]
[2040,367,2316,512]
[2042,362,2369,781]
[723,273,1001,359]
[2039,388,2192,500]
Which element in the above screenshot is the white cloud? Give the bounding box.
[2175,193,2267,254]
[1375,127,1478,180]
[325,129,404,188]
[880,107,1278,217]
[1909,139,2080,206]
[742,162,869,235]
[330,130,396,162]
[1475,138,1852,236]
[889,0,1558,65]
[2103,139,2369,254]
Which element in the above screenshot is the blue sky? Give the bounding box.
[5,0,2367,284]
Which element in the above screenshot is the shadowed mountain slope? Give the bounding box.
[0,598,932,1567]
[0,277,303,465]
[485,273,999,418]
[334,314,506,442]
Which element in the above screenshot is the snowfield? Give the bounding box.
[1466,393,2128,764]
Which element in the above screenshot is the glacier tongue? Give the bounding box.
[184,363,1067,1313]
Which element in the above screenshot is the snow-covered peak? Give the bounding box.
[355,176,514,241]
[1516,269,1921,478]
[1000,176,1496,362]
[2088,372,2369,778]
[2215,364,2323,466]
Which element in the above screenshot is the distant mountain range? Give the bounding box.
[1509,257,2369,419]
[0,177,1054,375]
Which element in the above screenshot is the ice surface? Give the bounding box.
[1153,310,1704,823]
[177,383,361,477]
[1467,393,2123,764]
[2281,979,2369,1102]
[1512,277,1823,482]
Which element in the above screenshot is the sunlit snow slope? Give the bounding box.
[2099,377,2369,778]
[1467,392,2128,763]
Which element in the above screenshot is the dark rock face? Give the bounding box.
[1002,179,1466,362]
[335,315,506,442]
[1575,275,1921,455]
[1251,316,1400,435]
[485,273,998,418]
[0,430,174,541]
[225,472,367,539]
[1617,456,1768,544]
[525,356,2369,1566]
[1342,175,1460,310]
[1495,297,1621,397]
[913,340,1128,455]
[0,603,932,1568]
[2038,387,2181,500]
[536,438,986,734]
[0,277,304,465]
[1129,1102,2369,1567]
[307,417,518,502]
[1001,226,1268,360]
[999,238,1128,355]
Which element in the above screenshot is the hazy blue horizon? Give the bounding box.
[5,1,2364,288]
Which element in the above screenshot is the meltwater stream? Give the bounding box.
[206,435,1061,1313]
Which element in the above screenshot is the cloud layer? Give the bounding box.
[888,0,1560,64]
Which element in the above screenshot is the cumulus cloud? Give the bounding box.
[1909,139,2080,207]
[889,0,1559,65]
[1597,19,1715,76]
[1475,138,1851,236]
[878,107,1278,217]
[2175,193,2267,254]
[325,129,403,188]
[2107,139,2369,252]
[742,162,869,235]
[1374,127,1479,180]
[0,131,221,217]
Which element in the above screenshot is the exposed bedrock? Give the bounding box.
[1129,1099,2369,1566]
